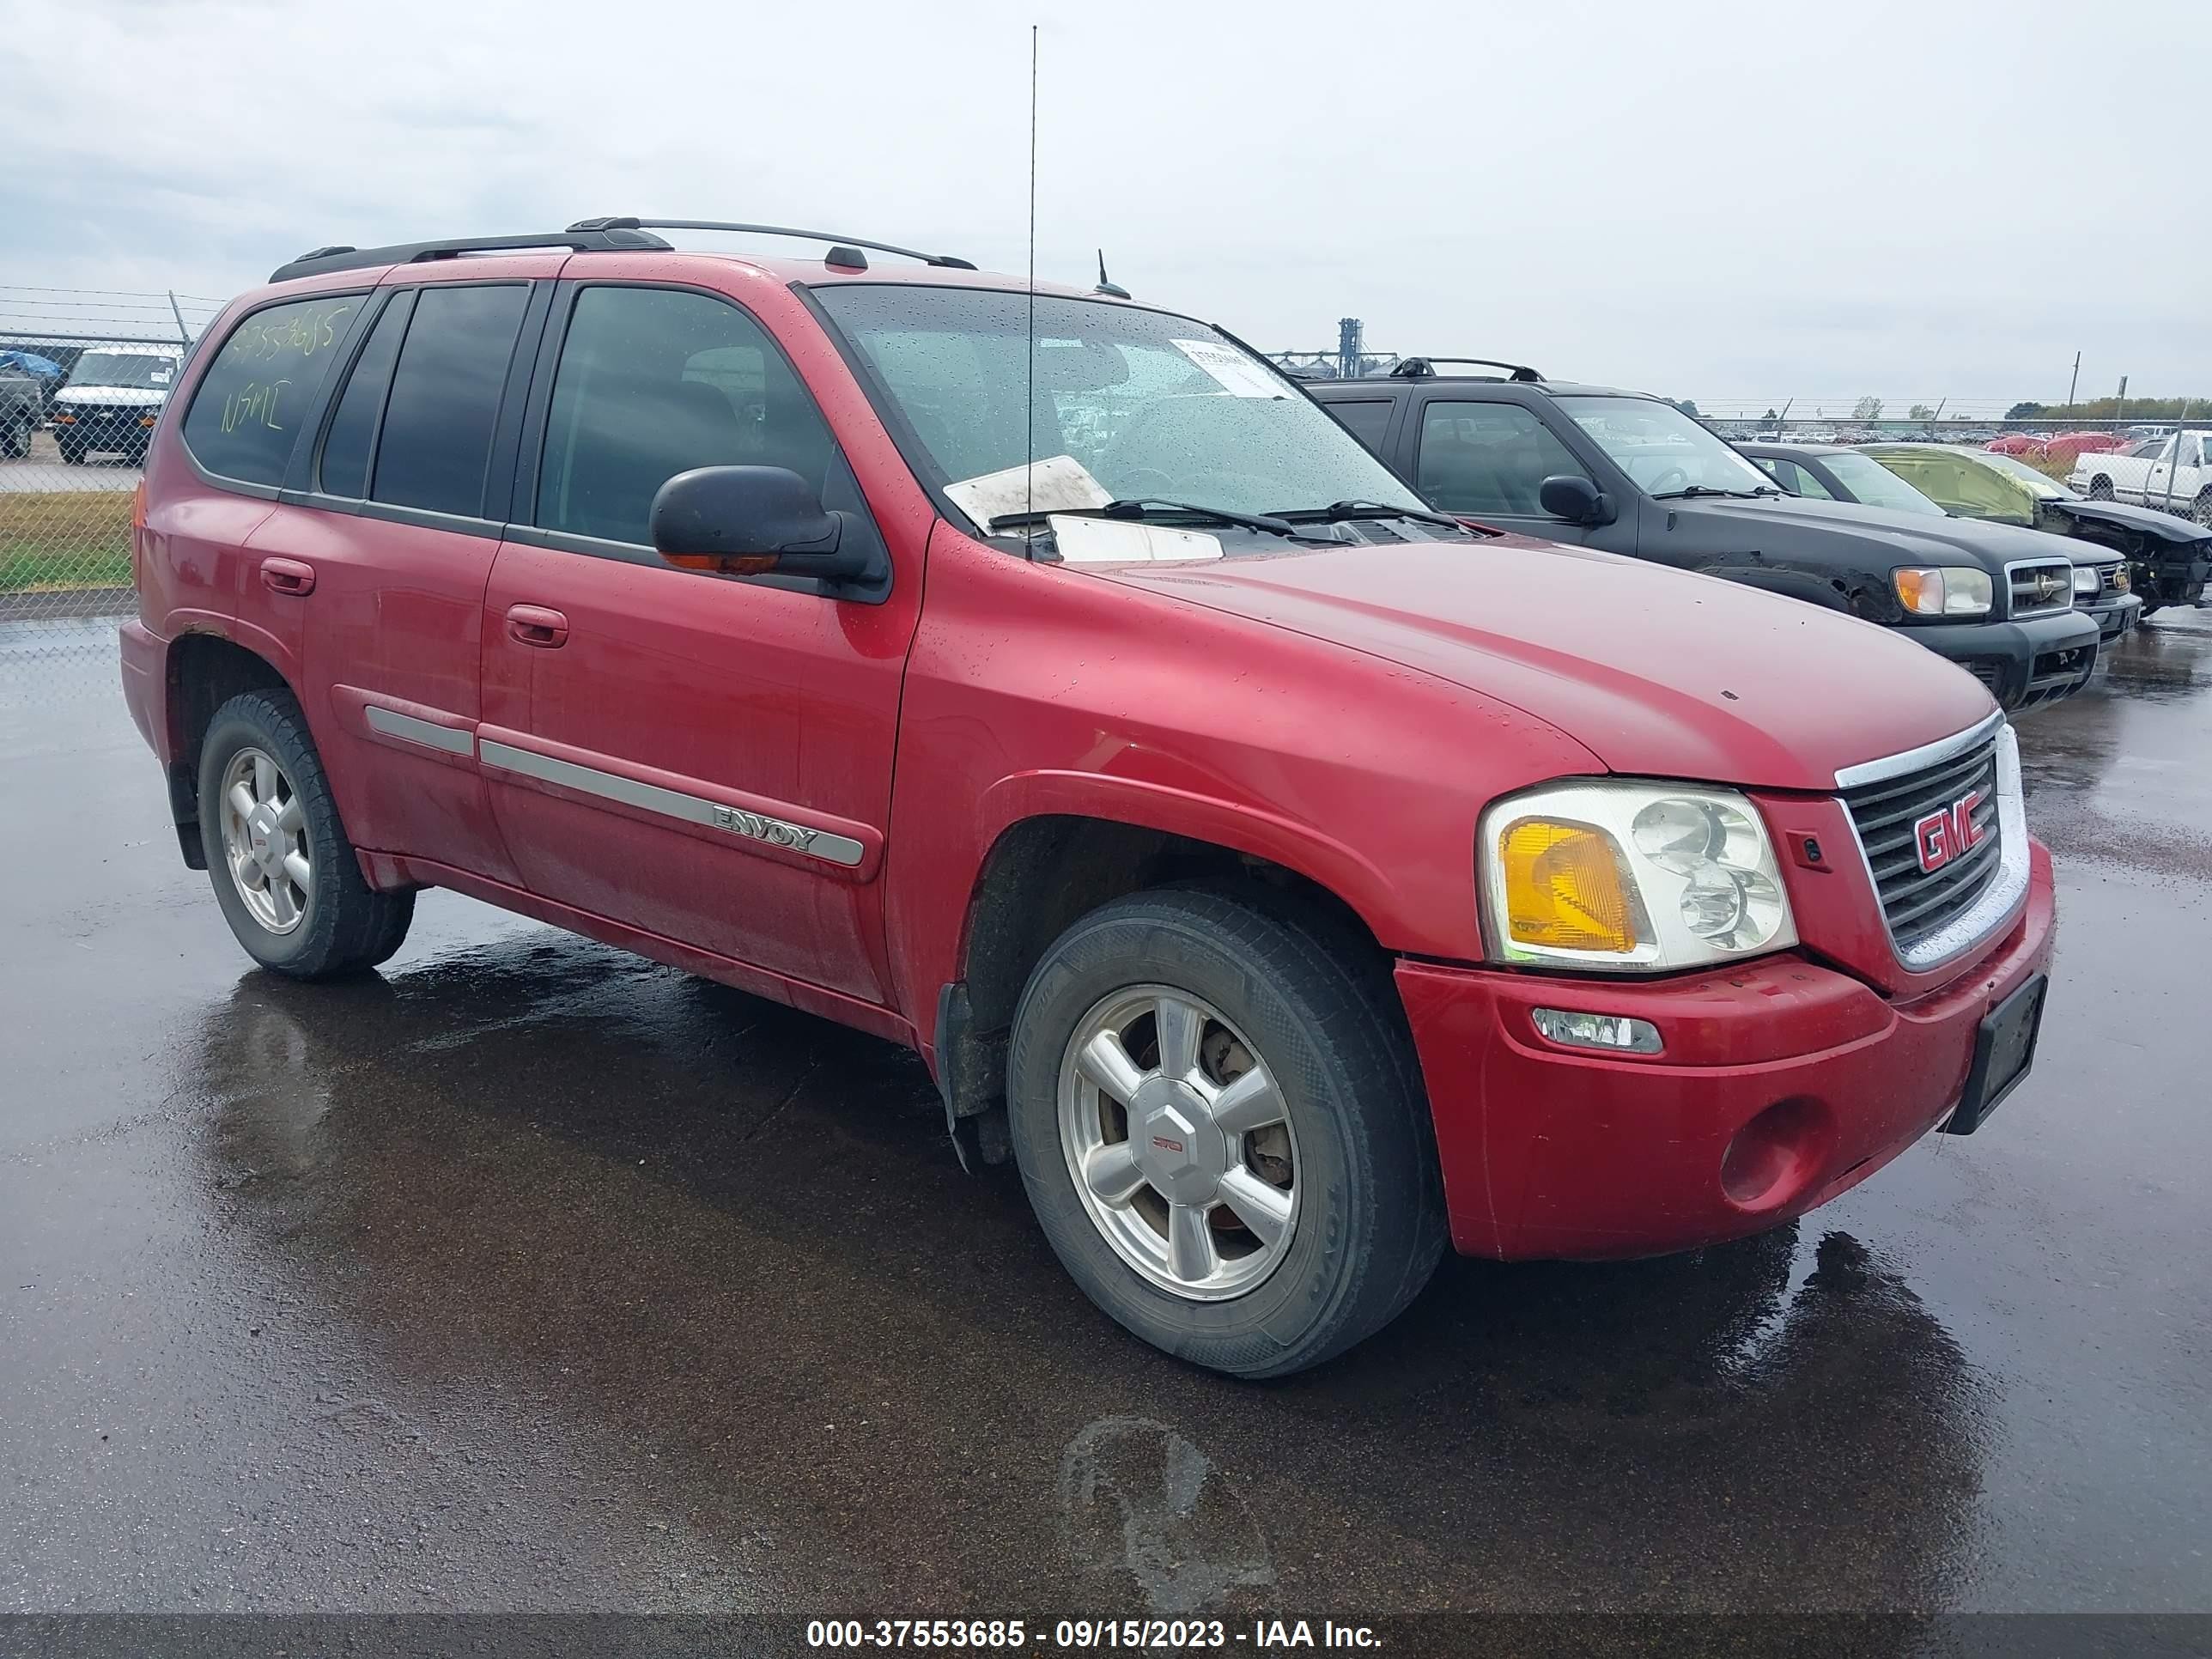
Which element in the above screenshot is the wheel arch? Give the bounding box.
[162,630,299,868]
[932,791,1395,1165]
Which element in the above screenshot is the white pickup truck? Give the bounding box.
[2069,431,2212,526]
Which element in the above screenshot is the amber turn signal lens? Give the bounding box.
[1498,818,1644,953]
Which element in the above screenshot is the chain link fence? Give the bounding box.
[2,287,217,672]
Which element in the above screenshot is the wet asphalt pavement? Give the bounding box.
[1,613,2207,1638]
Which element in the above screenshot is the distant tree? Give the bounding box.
[1907,404,1936,421]
[2006,400,2047,420]
[1668,398,1701,418]
[1763,407,1778,421]
[1852,396,1884,422]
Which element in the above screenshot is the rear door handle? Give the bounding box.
[506,604,569,648]
[260,557,316,596]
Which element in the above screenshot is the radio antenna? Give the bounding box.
[1024,22,1038,536]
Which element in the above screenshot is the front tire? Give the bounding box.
[2193,489,2212,529]
[197,689,414,978]
[1006,888,1445,1377]
[58,437,86,465]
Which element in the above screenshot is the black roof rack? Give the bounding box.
[569,217,977,270]
[1389,356,1544,383]
[268,225,676,284]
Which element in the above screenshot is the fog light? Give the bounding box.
[1530,1007,1662,1054]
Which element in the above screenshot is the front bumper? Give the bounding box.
[1396,841,2056,1261]
[2079,590,2143,645]
[1905,609,2100,713]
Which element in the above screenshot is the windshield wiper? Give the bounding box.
[987,498,1315,539]
[1261,499,1468,531]
[1650,484,1781,501]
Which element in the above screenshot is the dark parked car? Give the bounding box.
[1310,362,2102,712]
[1741,443,2141,647]
[0,363,42,458]
[1861,443,2211,617]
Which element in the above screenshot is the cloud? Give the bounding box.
[3,0,2204,408]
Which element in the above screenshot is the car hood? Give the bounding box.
[2046,495,2210,547]
[1100,535,1995,793]
[1678,495,2076,573]
[56,386,167,409]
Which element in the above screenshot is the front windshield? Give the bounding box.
[1825,450,1946,515]
[813,285,1426,524]
[1971,449,2067,498]
[1557,396,1776,495]
[68,350,176,391]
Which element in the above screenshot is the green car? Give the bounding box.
[1862,443,2211,617]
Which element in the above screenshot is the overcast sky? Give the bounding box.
[5,0,2205,414]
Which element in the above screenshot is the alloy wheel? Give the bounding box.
[1057,985,1299,1301]
[218,746,312,934]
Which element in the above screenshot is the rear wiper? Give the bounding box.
[987,498,1316,539]
[1651,484,1779,500]
[1261,499,1468,531]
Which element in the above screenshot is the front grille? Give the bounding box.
[1841,736,2004,955]
[2097,563,2129,598]
[2007,559,2075,619]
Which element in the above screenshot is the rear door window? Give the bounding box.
[534,285,837,546]
[370,284,531,519]
[182,294,363,486]
[316,295,410,499]
[1416,401,1589,516]
[1324,398,1394,451]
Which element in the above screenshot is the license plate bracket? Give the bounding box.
[1943,973,2046,1136]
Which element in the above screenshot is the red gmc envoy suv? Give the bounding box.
[120,220,2054,1376]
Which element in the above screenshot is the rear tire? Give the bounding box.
[2193,489,2212,529]
[1006,887,1445,1378]
[2087,476,2114,501]
[0,416,28,459]
[197,689,414,978]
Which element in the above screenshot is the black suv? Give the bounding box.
[1310,360,2104,713]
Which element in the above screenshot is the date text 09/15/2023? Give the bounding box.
[805,1618,1383,1650]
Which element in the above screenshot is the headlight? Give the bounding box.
[1479,782,1797,971]
[1893,567,1994,617]
[2072,566,2098,597]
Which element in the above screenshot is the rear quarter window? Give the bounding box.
[182,295,364,486]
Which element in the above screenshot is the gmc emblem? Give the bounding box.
[1914,790,1987,873]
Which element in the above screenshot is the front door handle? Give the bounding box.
[260,557,316,596]
[506,604,569,648]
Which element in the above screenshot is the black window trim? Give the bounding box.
[179,287,377,501]
[1321,395,1401,459]
[277,277,547,536]
[500,276,890,605]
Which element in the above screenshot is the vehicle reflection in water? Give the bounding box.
[194,931,1991,1624]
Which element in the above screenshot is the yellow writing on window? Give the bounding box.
[222,380,291,434]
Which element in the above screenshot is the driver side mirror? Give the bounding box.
[1539,473,1615,526]
[650,465,880,586]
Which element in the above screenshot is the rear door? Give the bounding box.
[1410,394,1626,549]
[240,261,556,884]
[478,275,921,1006]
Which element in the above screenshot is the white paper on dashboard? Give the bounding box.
[1170,337,1291,399]
[1048,515,1224,564]
[944,454,1112,527]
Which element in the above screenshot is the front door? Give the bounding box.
[479,279,918,1006]
[1410,396,1623,551]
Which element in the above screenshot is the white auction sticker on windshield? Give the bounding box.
[945,454,1113,529]
[1170,338,1290,399]
[1048,515,1223,565]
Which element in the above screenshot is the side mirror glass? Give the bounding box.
[1539,473,1613,526]
[649,465,874,583]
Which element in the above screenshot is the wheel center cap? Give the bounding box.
[246,804,281,866]
[1128,1077,1228,1204]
